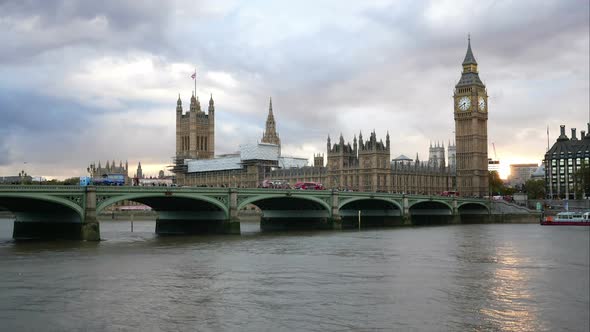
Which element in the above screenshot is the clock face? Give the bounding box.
[478,97,486,111]
[458,96,471,111]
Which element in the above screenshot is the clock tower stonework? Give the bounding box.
[454,37,489,197]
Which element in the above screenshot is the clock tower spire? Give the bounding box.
[453,36,489,197]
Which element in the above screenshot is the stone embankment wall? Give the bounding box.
[529,199,590,211]
[490,201,540,223]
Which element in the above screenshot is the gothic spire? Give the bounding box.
[462,34,477,66]
[189,92,197,112]
[176,94,183,113]
[208,93,215,113]
[269,97,273,114]
[261,97,280,146]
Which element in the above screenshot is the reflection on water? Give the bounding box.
[0,220,588,331]
[480,249,541,332]
[446,225,588,332]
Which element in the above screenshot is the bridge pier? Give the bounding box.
[331,190,342,230]
[13,221,87,240]
[402,196,412,225]
[226,189,241,234]
[82,186,100,241]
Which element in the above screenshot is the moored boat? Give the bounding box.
[541,211,590,226]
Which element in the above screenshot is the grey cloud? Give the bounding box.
[0,0,176,63]
[0,0,588,177]
[0,132,12,166]
[0,90,88,133]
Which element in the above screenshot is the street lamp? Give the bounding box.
[18,169,27,185]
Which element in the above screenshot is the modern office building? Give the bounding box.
[509,163,539,186]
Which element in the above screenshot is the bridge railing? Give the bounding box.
[0,185,490,205]
[0,185,84,191]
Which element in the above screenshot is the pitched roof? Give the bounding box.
[462,37,477,65]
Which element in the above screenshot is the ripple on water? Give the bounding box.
[0,223,588,331]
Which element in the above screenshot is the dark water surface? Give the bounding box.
[0,219,588,331]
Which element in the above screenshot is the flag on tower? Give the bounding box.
[191,71,196,79]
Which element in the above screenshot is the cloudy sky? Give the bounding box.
[0,0,588,179]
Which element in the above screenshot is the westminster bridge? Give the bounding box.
[0,185,496,240]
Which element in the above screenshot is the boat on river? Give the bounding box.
[541,211,590,226]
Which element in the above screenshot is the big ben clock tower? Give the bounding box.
[454,36,489,197]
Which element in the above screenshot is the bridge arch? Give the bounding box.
[457,202,490,214]
[338,197,402,211]
[238,193,332,231]
[97,193,231,235]
[339,197,403,228]
[408,199,453,212]
[238,194,331,213]
[96,193,229,217]
[0,193,84,221]
[409,200,453,225]
[0,193,86,240]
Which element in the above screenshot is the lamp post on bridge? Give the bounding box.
[18,169,28,185]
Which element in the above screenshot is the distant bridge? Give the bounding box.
[0,185,492,240]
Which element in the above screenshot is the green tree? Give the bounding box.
[489,171,504,195]
[44,179,61,185]
[524,179,545,199]
[62,177,80,185]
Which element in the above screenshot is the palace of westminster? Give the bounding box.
[71,37,590,200]
[165,38,491,197]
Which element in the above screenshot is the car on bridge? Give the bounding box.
[261,180,291,189]
[294,182,325,190]
[441,191,460,197]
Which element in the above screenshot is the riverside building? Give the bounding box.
[544,124,590,199]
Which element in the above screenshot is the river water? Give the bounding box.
[0,219,588,331]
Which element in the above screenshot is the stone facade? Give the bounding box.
[176,93,215,160]
[448,142,457,172]
[454,37,489,197]
[428,142,446,168]
[324,132,391,192]
[266,132,453,194]
[314,154,325,167]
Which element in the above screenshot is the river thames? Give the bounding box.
[0,219,588,331]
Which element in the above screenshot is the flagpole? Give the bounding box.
[194,67,196,97]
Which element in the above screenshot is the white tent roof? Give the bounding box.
[393,154,413,161]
